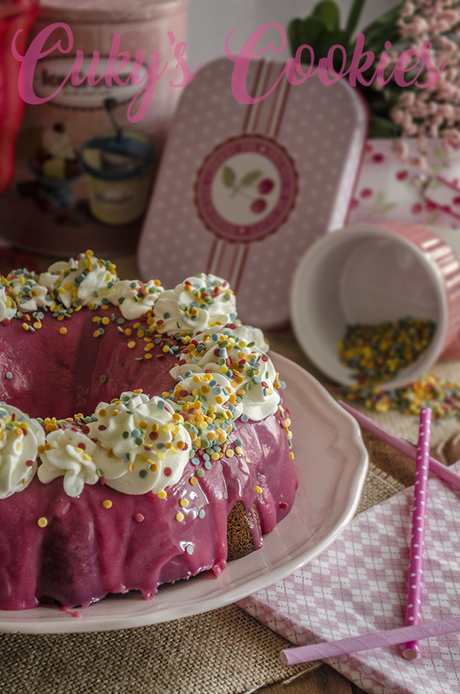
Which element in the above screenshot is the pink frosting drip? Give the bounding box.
[0,412,296,610]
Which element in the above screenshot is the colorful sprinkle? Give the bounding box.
[338,318,436,385]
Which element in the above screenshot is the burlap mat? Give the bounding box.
[0,462,404,694]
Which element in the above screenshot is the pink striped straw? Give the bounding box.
[403,406,432,660]
[280,616,460,666]
[338,401,460,492]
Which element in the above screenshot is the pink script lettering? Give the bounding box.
[225,23,447,104]
[11,24,200,123]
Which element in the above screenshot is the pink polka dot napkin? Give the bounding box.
[238,462,460,694]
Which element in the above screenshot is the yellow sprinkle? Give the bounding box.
[158,490,167,499]
[128,341,136,349]
[101,317,110,325]
[189,476,198,486]
[145,353,153,360]
[235,446,243,455]
[125,328,132,336]
[128,462,135,471]
[102,499,112,509]
[255,485,262,494]
[179,499,189,508]
[37,517,48,528]
[226,449,234,457]
[133,388,143,394]
[175,512,185,522]
[59,327,67,335]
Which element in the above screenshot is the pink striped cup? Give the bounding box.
[290,221,460,390]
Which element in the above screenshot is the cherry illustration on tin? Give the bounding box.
[221,165,276,215]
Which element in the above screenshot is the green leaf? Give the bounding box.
[373,190,385,206]
[240,170,263,187]
[301,16,328,51]
[375,202,397,214]
[316,28,349,63]
[426,211,440,224]
[434,146,447,165]
[429,164,444,175]
[345,0,366,39]
[369,115,401,139]
[222,166,236,188]
[312,0,340,32]
[287,18,305,57]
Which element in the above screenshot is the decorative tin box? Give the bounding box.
[138,57,368,328]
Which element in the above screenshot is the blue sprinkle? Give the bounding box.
[198,509,205,519]
[186,545,194,555]
[5,372,12,380]
[192,457,200,466]
[241,414,249,422]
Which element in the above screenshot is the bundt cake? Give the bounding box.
[0,251,297,610]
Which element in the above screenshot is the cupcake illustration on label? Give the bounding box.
[194,134,298,243]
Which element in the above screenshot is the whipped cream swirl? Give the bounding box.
[88,392,192,495]
[170,330,280,421]
[0,285,16,322]
[37,427,99,497]
[106,279,164,320]
[6,272,52,312]
[0,404,45,499]
[153,274,237,336]
[43,251,118,309]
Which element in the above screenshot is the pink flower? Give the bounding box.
[401,1,416,17]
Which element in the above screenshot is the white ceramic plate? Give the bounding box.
[0,353,368,634]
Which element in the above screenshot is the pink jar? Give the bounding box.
[0,0,39,195]
[0,0,189,257]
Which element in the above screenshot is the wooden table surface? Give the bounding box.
[21,250,457,694]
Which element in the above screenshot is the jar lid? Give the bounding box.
[38,0,188,23]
